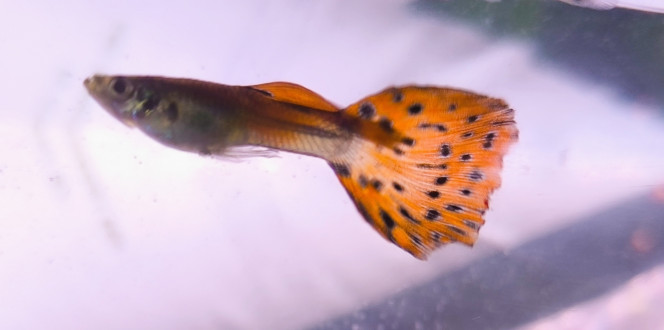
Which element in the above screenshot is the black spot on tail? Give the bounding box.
[356,202,373,225]
[379,117,394,133]
[379,209,395,229]
[416,163,447,169]
[469,170,483,181]
[393,90,403,102]
[410,234,422,246]
[448,103,457,111]
[447,225,467,236]
[425,209,440,220]
[399,206,419,223]
[392,182,404,192]
[358,175,368,188]
[419,123,447,132]
[483,132,496,149]
[460,154,472,162]
[460,189,472,196]
[446,204,463,212]
[330,163,350,177]
[371,179,383,191]
[401,137,415,146]
[435,176,448,185]
[427,191,440,199]
[408,103,422,115]
[392,147,404,155]
[493,119,516,127]
[468,115,479,123]
[463,220,480,230]
[440,144,451,157]
[358,102,376,119]
[461,132,473,139]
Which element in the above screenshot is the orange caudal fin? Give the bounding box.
[329,86,518,259]
[250,82,339,112]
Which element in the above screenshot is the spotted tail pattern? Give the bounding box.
[329,86,518,259]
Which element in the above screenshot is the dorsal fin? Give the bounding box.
[250,82,339,112]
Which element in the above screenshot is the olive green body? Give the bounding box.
[84,75,354,159]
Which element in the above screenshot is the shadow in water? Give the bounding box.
[314,194,664,329]
[412,0,664,109]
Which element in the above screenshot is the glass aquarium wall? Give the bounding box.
[1,0,663,329]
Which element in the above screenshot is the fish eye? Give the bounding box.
[110,77,130,95]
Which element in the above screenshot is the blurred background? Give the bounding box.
[1,0,663,329]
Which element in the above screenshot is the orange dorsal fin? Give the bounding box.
[250,82,339,112]
[328,86,518,259]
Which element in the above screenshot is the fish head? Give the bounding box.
[85,75,137,126]
[84,74,241,155]
[84,74,177,129]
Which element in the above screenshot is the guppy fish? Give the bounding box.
[84,75,517,259]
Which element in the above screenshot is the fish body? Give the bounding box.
[85,76,349,158]
[85,74,517,259]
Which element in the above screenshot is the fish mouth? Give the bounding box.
[83,74,105,92]
[83,74,112,100]
[83,76,93,89]
[84,74,136,127]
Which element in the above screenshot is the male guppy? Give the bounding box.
[84,75,517,259]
